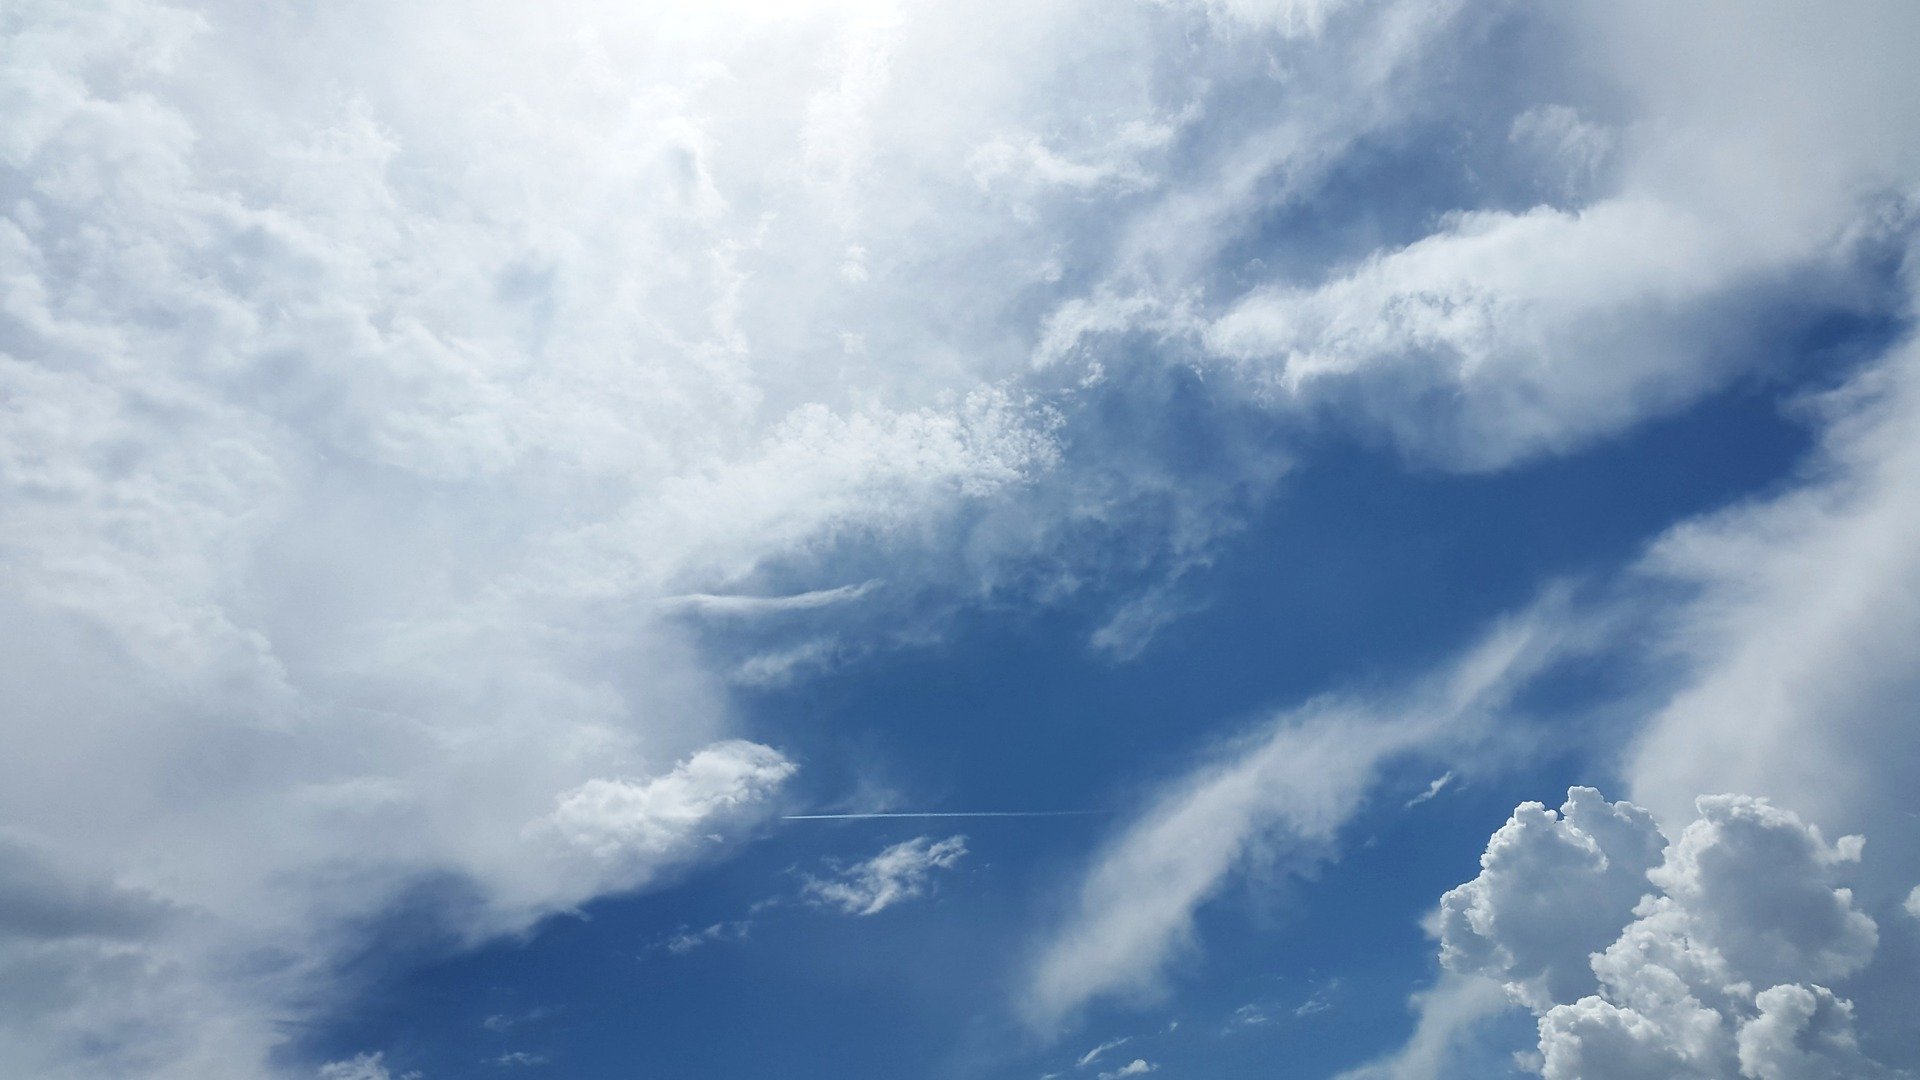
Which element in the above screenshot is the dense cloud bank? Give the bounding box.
[1440,789,1909,1080]
[6,0,1920,1075]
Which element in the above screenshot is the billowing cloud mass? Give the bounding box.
[7,0,1920,1075]
[1437,789,1905,1080]
[802,834,968,916]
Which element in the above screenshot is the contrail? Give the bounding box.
[781,810,1108,821]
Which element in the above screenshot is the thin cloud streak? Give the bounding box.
[783,810,1109,820]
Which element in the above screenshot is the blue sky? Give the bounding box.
[4,2,1920,1080]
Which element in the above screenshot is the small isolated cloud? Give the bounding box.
[1098,1059,1157,1080]
[658,581,881,618]
[1433,788,1896,1080]
[1294,978,1341,1018]
[1404,772,1454,809]
[319,1054,420,1080]
[656,920,752,956]
[1906,886,1920,920]
[481,1007,555,1033]
[487,1050,547,1068]
[1076,1036,1132,1068]
[533,741,797,912]
[1228,1003,1270,1029]
[802,835,967,916]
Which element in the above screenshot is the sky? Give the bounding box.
[3,1,1919,1078]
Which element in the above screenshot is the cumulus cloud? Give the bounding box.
[1432,788,1904,1080]
[10,0,1920,1074]
[802,835,969,916]
[1437,788,1668,1011]
[522,741,797,920]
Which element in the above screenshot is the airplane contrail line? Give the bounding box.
[781,810,1108,820]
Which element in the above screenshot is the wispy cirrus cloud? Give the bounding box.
[802,835,969,916]
[1025,599,1581,1026]
[10,0,1920,1075]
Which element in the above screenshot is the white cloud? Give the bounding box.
[480,1008,554,1033]
[659,582,881,617]
[10,0,1920,1074]
[1906,888,1920,921]
[657,920,753,956]
[1025,599,1577,1027]
[1076,1036,1132,1068]
[510,741,797,921]
[1736,984,1900,1080]
[318,1055,411,1080]
[1403,772,1454,809]
[1097,1059,1157,1080]
[0,0,1328,1070]
[802,835,968,916]
[1431,789,1901,1080]
[1623,338,1920,898]
[1330,974,1511,1080]
[1436,788,1667,1011]
[1293,978,1339,1017]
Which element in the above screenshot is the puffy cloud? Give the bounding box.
[1433,789,1904,1080]
[11,0,1920,1074]
[1026,600,1578,1026]
[522,741,796,920]
[802,835,968,916]
[1438,788,1667,1011]
[1737,984,1900,1080]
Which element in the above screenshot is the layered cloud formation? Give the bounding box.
[6,0,1920,1076]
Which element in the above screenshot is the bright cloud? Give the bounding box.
[1025,600,1577,1026]
[1435,789,1900,1080]
[7,0,1920,1075]
[802,835,969,916]
[1077,1036,1133,1068]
